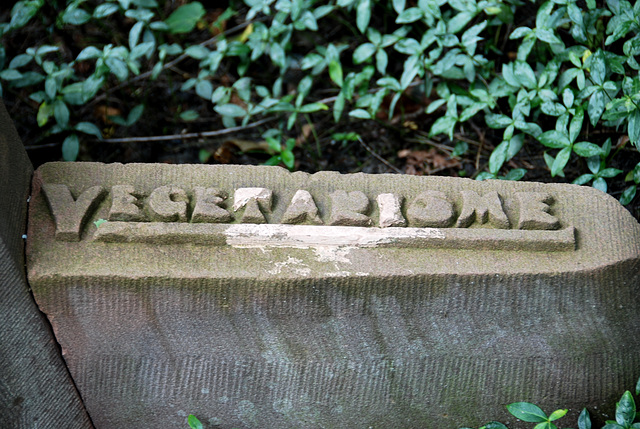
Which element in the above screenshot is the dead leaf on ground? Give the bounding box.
[214,139,274,164]
[398,148,460,175]
[94,106,121,124]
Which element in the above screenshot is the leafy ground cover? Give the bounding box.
[2,0,640,220]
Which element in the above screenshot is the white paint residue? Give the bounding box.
[377,193,406,227]
[313,246,354,264]
[267,256,311,276]
[325,271,353,277]
[224,224,445,248]
[232,187,272,211]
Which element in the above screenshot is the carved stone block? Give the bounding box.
[27,163,640,428]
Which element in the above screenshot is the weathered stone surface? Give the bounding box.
[27,162,640,428]
[0,101,92,428]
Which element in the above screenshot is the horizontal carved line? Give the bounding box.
[93,222,575,251]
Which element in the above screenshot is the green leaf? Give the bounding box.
[195,80,213,100]
[616,391,636,427]
[551,147,572,177]
[548,409,568,421]
[394,38,421,55]
[94,3,119,18]
[75,122,102,139]
[593,177,607,192]
[489,141,509,174]
[538,130,570,148]
[105,57,128,81]
[8,0,43,30]
[356,0,371,33]
[600,168,622,178]
[514,61,537,89]
[329,60,343,87]
[214,103,246,117]
[270,43,286,69]
[37,102,52,127]
[93,219,107,228]
[504,168,526,181]
[353,43,376,64]
[62,134,79,161]
[281,149,295,169]
[165,2,204,34]
[392,0,405,13]
[45,76,57,100]
[187,414,203,429]
[299,103,328,113]
[180,110,199,121]
[573,142,603,157]
[77,46,102,61]
[126,104,144,125]
[349,109,372,119]
[636,375,640,396]
[573,174,595,185]
[185,45,210,60]
[569,109,584,143]
[53,100,69,129]
[396,7,423,24]
[485,114,512,128]
[620,185,637,205]
[429,115,457,139]
[628,110,640,147]
[376,49,388,74]
[480,423,509,429]
[9,54,32,69]
[62,6,91,25]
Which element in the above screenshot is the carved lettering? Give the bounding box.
[407,191,455,228]
[516,192,560,230]
[42,184,105,241]
[109,185,145,221]
[329,191,372,226]
[377,193,406,228]
[233,188,272,224]
[147,186,188,222]
[456,191,510,229]
[192,187,232,223]
[281,190,323,225]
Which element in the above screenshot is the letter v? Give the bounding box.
[42,184,105,241]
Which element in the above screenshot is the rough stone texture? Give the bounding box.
[0,101,92,428]
[27,162,640,429]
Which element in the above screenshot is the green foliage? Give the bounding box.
[1,0,639,208]
[461,376,640,429]
[187,414,202,429]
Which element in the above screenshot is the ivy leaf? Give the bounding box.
[165,2,205,34]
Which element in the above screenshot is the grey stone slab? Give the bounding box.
[0,102,92,427]
[27,163,640,428]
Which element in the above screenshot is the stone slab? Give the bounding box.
[27,162,640,428]
[0,101,92,428]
